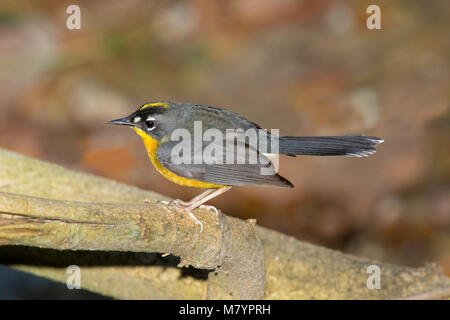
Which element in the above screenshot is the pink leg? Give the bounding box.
[184,187,232,211]
[174,188,216,206]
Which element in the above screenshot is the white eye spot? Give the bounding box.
[133,116,141,123]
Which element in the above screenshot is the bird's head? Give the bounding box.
[108,101,176,141]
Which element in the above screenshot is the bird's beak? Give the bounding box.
[108,117,133,127]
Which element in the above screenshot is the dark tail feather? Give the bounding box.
[279,134,383,157]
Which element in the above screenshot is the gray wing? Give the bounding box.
[157,139,293,188]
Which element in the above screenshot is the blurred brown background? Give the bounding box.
[0,0,449,296]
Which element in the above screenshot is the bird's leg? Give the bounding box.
[185,187,232,212]
[168,187,232,233]
[175,188,216,206]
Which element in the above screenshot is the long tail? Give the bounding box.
[278,134,383,157]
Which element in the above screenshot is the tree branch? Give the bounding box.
[0,191,265,299]
[0,148,449,299]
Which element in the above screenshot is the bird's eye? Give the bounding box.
[145,117,157,131]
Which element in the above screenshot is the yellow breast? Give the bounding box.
[133,128,224,189]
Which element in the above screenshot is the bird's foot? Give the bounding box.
[158,199,204,233]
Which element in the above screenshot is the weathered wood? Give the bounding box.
[0,148,449,299]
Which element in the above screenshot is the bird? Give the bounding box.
[109,101,383,232]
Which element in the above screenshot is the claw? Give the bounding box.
[185,210,203,233]
[196,220,204,233]
[199,204,219,215]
